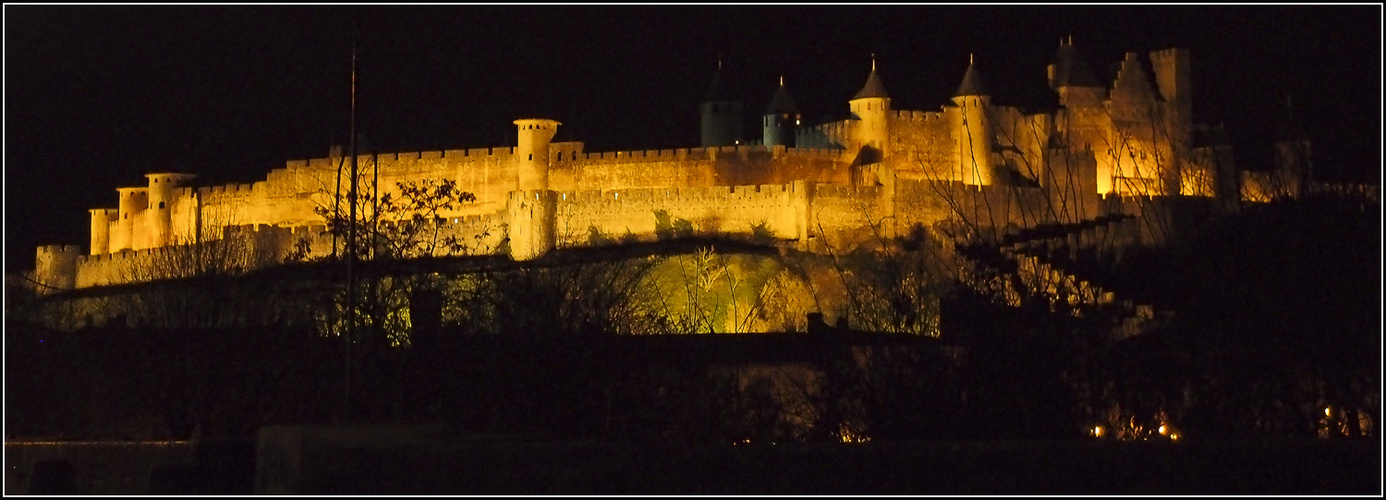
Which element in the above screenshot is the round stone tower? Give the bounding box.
[849,58,891,164]
[509,118,561,260]
[700,61,744,147]
[146,173,197,248]
[762,77,800,149]
[89,208,118,255]
[952,55,996,186]
[114,187,149,252]
[514,118,561,191]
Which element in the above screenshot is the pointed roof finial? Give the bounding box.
[704,57,729,102]
[852,54,890,100]
[954,55,989,97]
[766,77,797,114]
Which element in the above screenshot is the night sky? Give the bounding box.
[5,5,1380,274]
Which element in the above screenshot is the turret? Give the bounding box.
[146,173,196,248]
[34,244,79,295]
[510,118,561,261]
[762,76,800,149]
[1148,47,1191,106]
[849,57,891,164]
[952,55,996,186]
[114,187,148,252]
[1150,47,1194,195]
[514,118,561,191]
[89,208,117,255]
[700,61,744,147]
[1048,37,1106,105]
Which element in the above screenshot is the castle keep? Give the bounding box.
[32,41,1308,293]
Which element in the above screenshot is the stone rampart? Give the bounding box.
[553,183,803,246]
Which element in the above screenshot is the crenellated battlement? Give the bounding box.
[288,146,521,172]
[197,183,256,197]
[37,43,1263,291]
[891,109,947,123]
[558,182,798,206]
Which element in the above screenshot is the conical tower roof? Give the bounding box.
[704,60,730,102]
[954,55,989,97]
[766,76,798,114]
[1276,95,1308,141]
[851,58,890,100]
[1051,38,1103,88]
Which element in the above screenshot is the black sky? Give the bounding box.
[4,5,1381,273]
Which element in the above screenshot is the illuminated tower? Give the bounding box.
[952,55,996,186]
[89,208,117,255]
[762,76,800,148]
[1048,37,1105,106]
[145,173,196,248]
[113,187,148,252]
[34,245,79,295]
[509,118,561,260]
[700,61,744,147]
[1149,47,1193,195]
[849,56,891,165]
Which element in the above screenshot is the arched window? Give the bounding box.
[158,201,165,209]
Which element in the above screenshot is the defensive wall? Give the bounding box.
[39,43,1330,297]
[53,166,1216,294]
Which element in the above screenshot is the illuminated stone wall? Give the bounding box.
[43,45,1263,291]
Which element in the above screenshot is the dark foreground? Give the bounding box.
[8,427,1379,495]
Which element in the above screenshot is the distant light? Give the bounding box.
[1092,425,1104,437]
[1170,433,1180,441]
[1158,425,1168,435]
[1325,407,1332,417]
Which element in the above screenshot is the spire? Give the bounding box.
[1050,37,1102,88]
[1276,94,1307,141]
[703,59,728,102]
[954,54,989,97]
[766,76,797,114]
[851,54,890,100]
